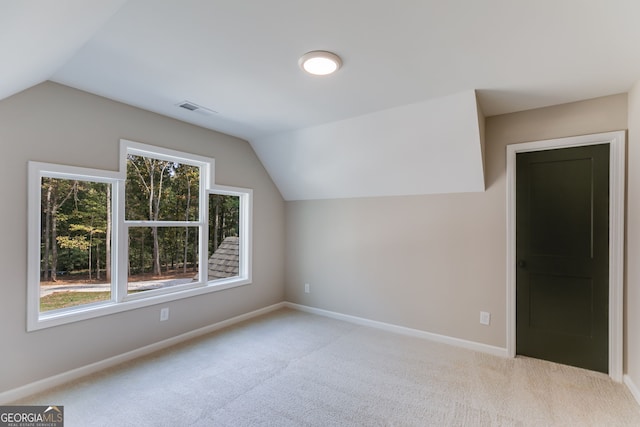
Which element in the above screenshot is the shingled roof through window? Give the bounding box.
[207,236,240,280]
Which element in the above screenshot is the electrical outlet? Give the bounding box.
[304,283,310,293]
[480,311,490,326]
[160,307,169,321]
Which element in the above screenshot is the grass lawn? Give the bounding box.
[40,292,111,312]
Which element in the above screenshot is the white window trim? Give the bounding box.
[208,185,253,286]
[27,140,253,331]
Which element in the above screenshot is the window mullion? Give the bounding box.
[199,172,208,284]
[124,220,204,227]
[115,179,128,303]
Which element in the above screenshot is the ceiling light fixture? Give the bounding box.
[298,50,342,76]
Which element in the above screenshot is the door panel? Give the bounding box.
[529,158,593,258]
[516,144,609,373]
[528,274,593,337]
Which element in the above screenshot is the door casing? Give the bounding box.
[506,130,625,382]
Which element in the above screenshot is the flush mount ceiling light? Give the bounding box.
[298,50,342,76]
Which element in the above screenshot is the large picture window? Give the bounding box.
[28,140,252,330]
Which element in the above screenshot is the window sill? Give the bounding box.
[29,278,251,331]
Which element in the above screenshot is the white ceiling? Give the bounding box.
[3,1,640,200]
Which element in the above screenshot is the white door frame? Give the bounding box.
[506,130,625,382]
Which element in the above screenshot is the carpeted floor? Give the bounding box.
[17,308,640,426]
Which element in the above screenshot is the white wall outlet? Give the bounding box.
[160,307,169,321]
[480,311,490,326]
[304,283,310,293]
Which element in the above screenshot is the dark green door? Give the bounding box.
[516,144,609,373]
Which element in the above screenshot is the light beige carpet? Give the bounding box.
[17,308,640,426]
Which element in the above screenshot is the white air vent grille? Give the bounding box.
[176,101,217,116]
[179,102,198,111]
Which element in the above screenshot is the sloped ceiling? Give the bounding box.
[3,1,640,200]
[0,1,128,100]
[252,91,484,200]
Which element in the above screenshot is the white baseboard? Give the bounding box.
[0,302,285,405]
[285,303,640,408]
[8,301,634,408]
[284,302,509,358]
[624,375,640,406]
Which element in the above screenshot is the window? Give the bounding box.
[123,148,205,297]
[28,140,252,330]
[207,190,252,284]
[37,175,115,313]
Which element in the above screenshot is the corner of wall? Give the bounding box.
[625,80,640,396]
[475,91,487,190]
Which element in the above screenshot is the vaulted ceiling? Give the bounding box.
[3,1,640,200]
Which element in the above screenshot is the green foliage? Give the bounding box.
[41,178,110,278]
[41,155,240,284]
[209,194,240,255]
[40,291,111,311]
[125,154,199,221]
[56,235,89,251]
[125,154,202,275]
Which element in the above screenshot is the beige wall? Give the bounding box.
[0,82,285,394]
[626,82,640,390]
[285,93,628,349]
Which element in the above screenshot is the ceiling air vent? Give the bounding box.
[176,101,217,116]
[178,101,198,111]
